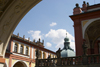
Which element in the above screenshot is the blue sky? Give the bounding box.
[13,0,100,52]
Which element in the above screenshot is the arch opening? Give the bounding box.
[84,19,100,54]
[0,0,42,57]
[13,61,27,67]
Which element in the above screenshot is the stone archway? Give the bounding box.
[84,19,100,54]
[0,0,42,58]
[0,0,42,66]
[13,61,27,67]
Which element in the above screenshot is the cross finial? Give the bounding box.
[66,33,67,37]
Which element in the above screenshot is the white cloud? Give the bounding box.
[28,30,42,41]
[50,22,57,26]
[46,42,52,47]
[45,29,75,51]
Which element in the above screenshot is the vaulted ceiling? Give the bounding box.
[85,19,100,47]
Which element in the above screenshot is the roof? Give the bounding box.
[11,34,56,55]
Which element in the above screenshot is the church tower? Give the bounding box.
[61,33,75,57]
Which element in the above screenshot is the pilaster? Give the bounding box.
[74,20,83,56]
[10,39,13,52]
[30,46,32,58]
[24,46,26,54]
[18,43,21,53]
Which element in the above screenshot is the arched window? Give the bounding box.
[39,51,41,59]
[14,43,18,53]
[26,46,28,55]
[20,45,23,54]
[43,52,45,59]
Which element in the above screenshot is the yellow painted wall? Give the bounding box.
[5,58,9,66]
[12,59,17,66]
[31,63,35,67]
[26,61,29,67]
[82,20,88,27]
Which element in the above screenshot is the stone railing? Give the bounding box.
[35,54,100,67]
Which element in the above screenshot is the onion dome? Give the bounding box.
[61,33,75,57]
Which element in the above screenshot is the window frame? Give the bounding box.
[20,44,24,54]
[14,43,18,53]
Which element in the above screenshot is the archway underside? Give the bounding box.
[84,19,100,54]
[0,0,42,58]
[13,61,27,67]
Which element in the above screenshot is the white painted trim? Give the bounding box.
[46,52,48,58]
[82,17,100,38]
[11,60,28,67]
[18,43,21,53]
[5,60,8,67]
[13,53,30,58]
[23,46,26,54]
[28,46,30,56]
[42,51,43,59]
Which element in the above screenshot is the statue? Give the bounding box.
[39,38,40,42]
[82,41,87,55]
[36,49,39,59]
[56,48,61,58]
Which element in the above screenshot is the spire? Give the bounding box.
[64,33,69,42]
[63,33,74,51]
[66,33,67,37]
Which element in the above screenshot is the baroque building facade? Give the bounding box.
[35,1,100,67]
[70,1,100,56]
[5,34,56,67]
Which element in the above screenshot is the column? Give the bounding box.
[9,56,12,67]
[41,51,43,59]
[12,42,15,52]
[28,46,30,56]
[24,46,26,54]
[74,20,83,56]
[30,46,32,58]
[18,43,21,53]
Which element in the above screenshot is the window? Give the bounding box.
[14,43,18,53]
[38,51,41,59]
[26,46,28,55]
[20,45,23,54]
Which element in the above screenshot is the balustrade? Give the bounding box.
[35,54,100,67]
